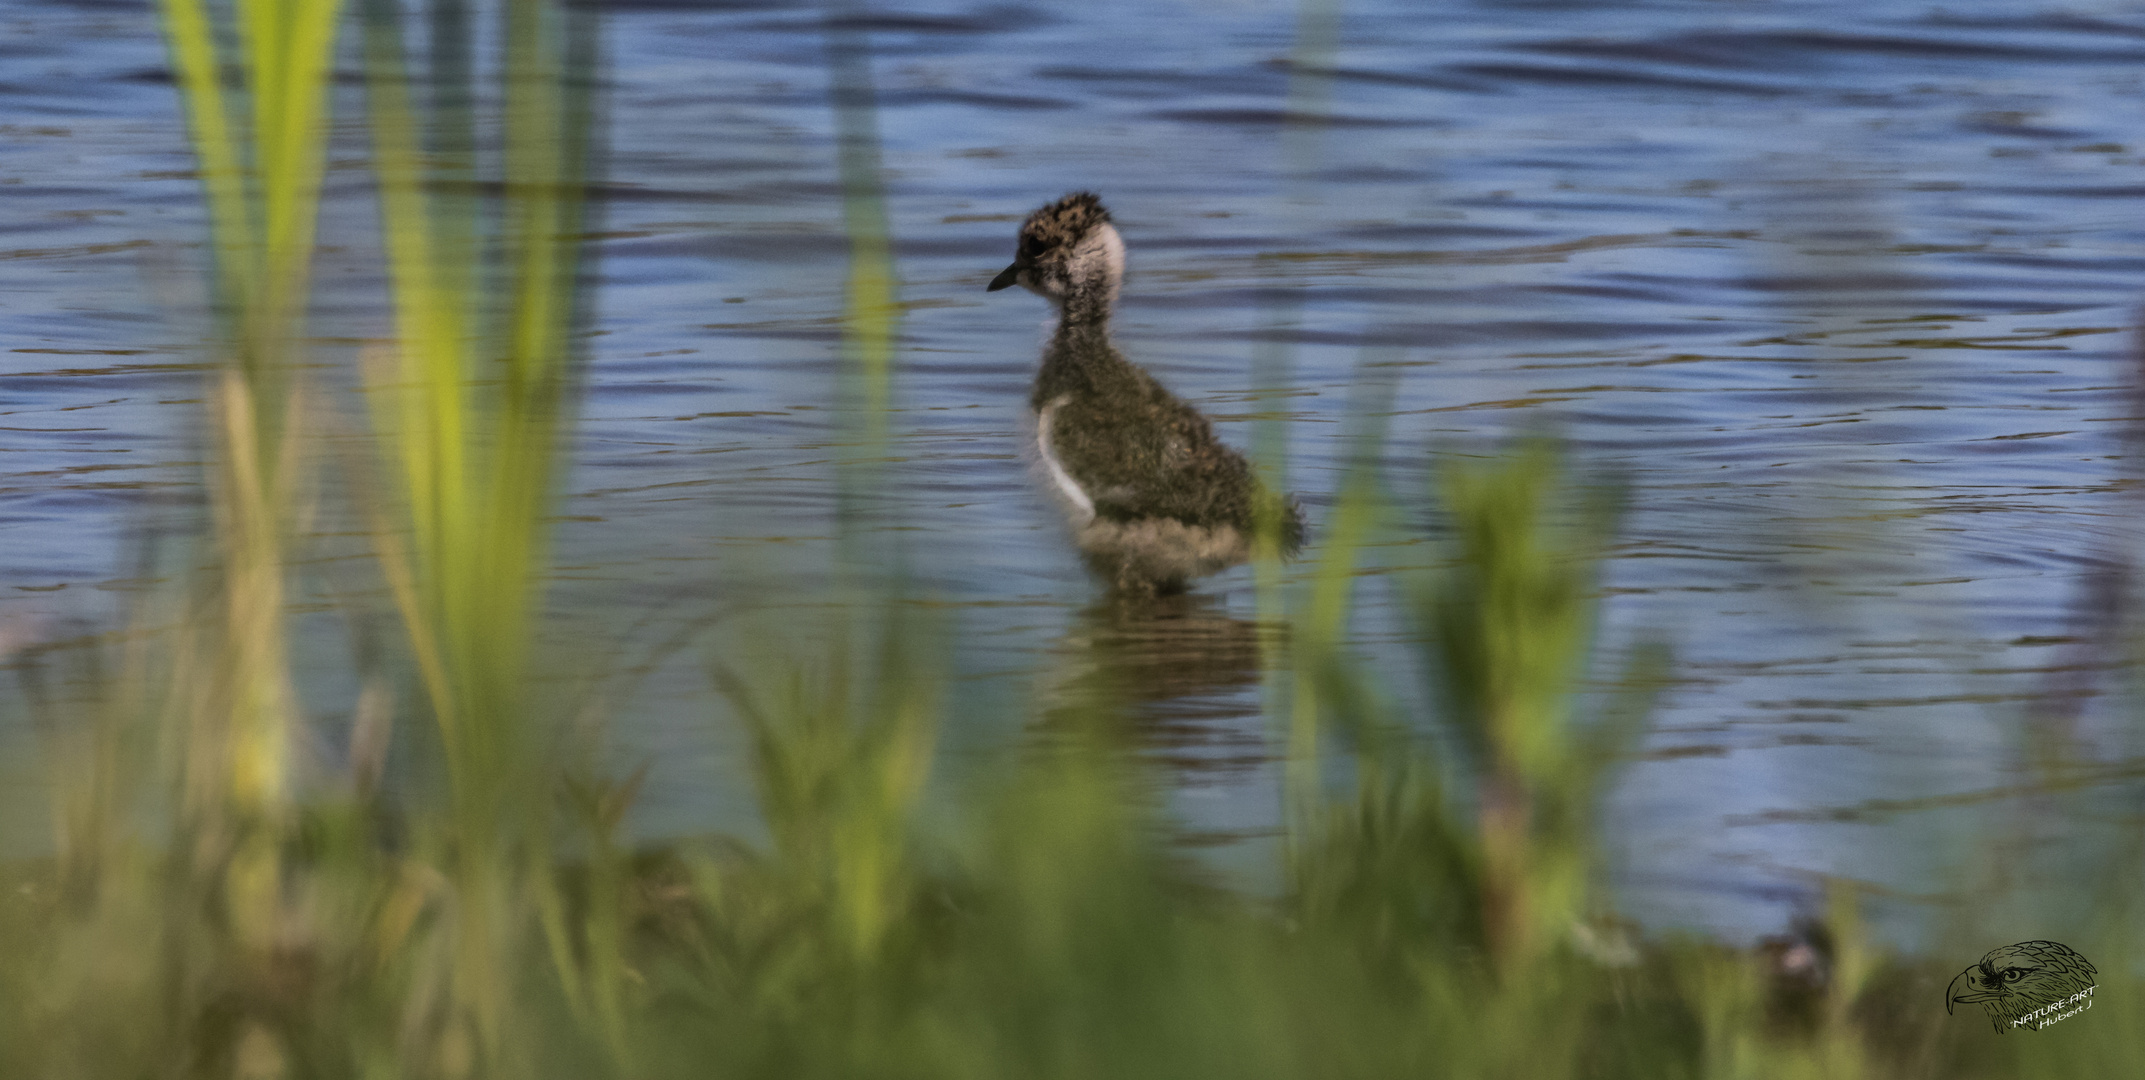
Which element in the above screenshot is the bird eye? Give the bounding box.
[2001,969,2026,982]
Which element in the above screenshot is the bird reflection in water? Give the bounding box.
[1034,593,1274,801]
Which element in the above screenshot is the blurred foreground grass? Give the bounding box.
[0,1,2139,1078]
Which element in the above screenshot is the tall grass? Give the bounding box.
[824,3,900,563]
[159,0,344,946]
[356,0,596,1061]
[0,0,345,1074]
[0,0,603,1074]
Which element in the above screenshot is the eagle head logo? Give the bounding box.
[1946,940,2096,1033]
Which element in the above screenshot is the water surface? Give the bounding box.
[8,0,2145,943]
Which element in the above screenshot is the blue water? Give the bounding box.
[8,0,2145,944]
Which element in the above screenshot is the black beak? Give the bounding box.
[986,263,1021,292]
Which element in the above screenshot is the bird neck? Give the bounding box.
[1050,309,1115,358]
[1035,318,1130,408]
[1053,274,1116,330]
[1051,220,1125,330]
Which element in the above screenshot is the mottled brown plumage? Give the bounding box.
[988,193,1305,596]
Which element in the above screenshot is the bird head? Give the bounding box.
[1947,940,2097,1033]
[987,192,1123,316]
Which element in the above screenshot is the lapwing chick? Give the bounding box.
[987,192,1304,596]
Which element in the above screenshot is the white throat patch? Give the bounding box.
[1067,223,1125,300]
